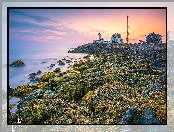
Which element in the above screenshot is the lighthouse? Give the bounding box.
[98,33,101,40]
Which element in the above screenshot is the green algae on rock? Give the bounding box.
[53,68,61,73]
[9,104,15,111]
[9,60,26,67]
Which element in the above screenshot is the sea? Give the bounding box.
[2,48,89,112]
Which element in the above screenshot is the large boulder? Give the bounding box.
[9,60,25,67]
[118,107,137,124]
[138,109,161,124]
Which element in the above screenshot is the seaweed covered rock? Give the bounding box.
[13,84,34,98]
[83,55,90,59]
[58,60,65,65]
[9,60,25,67]
[8,42,166,125]
[39,72,55,82]
[9,104,15,111]
[17,89,44,110]
[9,112,19,124]
[53,68,61,73]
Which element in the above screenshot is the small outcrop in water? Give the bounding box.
[50,64,55,67]
[29,73,37,76]
[53,68,61,73]
[29,70,42,78]
[9,60,25,67]
[28,76,35,80]
[37,70,42,74]
[66,60,71,63]
[58,60,65,65]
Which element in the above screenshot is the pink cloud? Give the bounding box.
[23,35,63,42]
[10,33,63,42]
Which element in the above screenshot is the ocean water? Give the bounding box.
[9,48,88,88]
[2,48,88,112]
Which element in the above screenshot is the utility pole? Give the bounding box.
[126,16,129,44]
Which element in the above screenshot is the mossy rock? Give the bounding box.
[82,91,93,103]
[39,72,55,82]
[59,61,65,65]
[13,84,34,97]
[9,60,25,67]
[9,104,15,110]
[53,68,61,73]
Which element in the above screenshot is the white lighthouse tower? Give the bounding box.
[98,33,101,40]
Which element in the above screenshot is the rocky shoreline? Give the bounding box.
[9,42,166,124]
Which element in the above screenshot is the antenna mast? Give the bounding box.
[126,16,129,44]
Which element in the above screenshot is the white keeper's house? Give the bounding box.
[93,32,123,44]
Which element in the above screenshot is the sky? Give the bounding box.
[9,8,166,50]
